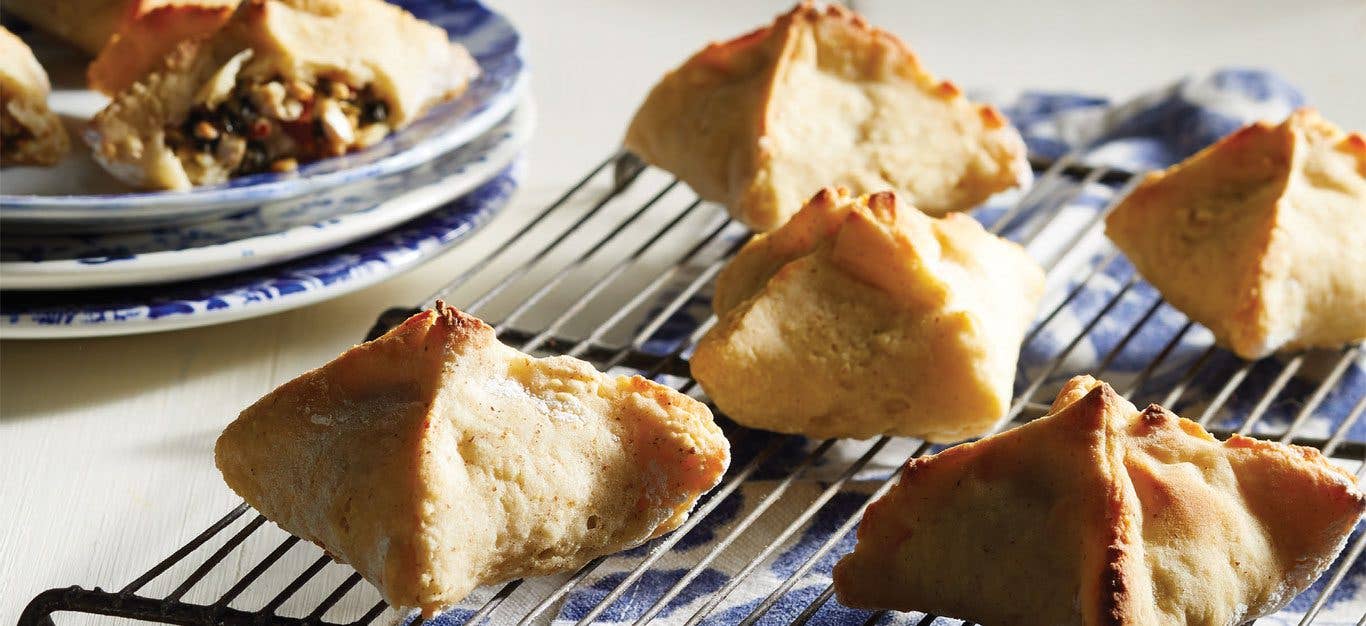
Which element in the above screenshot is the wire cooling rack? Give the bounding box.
[20,152,1366,625]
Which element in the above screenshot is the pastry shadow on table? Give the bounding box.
[130,424,224,459]
[0,289,390,423]
[0,316,284,422]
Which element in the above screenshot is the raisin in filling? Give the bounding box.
[165,76,392,177]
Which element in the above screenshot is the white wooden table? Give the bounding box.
[3,1,1363,622]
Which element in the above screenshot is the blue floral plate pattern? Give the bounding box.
[0,97,533,290]
[0,163,521,338]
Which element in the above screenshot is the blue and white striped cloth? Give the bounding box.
[421,69,1363,626]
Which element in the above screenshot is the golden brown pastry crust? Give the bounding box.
[691,187,1044,441]
[5,0,243,95]
[834,376,1365,625]
[624,2,1029,232]
[0,27,70,166]
[88,1,240,95]
[1105,108,1366,360]
[216,304,729,617]
[2,0,133,55]
[88,0,478,189]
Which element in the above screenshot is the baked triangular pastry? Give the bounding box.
[690,187,1043,441]
[215,304,730,616]
[834,376,1365,625]
[0,27,71,166]
[624,2,1029,232]
[90,0,478,189]
[1105,108,1366,360]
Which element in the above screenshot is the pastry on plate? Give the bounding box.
[624,2,1029,232]
[834,375,1365,626]
[0,27,70,166]
[215,304,730,617]
[1105,108,1366,360]
[88,0,242,95]
[690,187,1044,442]
[3,0,239,95]
[89,0,479,190]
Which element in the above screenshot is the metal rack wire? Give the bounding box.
[20,152,1365,626]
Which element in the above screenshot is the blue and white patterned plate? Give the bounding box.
[0,163,521,339]
[0,0,524,230]
[0,97,533,290]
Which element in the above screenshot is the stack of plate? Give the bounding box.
[0,0,530,339]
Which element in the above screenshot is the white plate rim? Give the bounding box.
[0,96,535,290]
[0,164,522,339]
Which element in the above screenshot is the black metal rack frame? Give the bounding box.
[19,152,1366,626]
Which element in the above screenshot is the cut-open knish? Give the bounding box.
[89,0,478,189]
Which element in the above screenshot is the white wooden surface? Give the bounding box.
[3,1,1364,623]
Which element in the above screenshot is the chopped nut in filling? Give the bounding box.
[165,75,393,179]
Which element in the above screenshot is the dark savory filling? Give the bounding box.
[165,76,391,177]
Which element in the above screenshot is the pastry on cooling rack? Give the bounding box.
[690,187,1044,442]
[623,2,1029,232]
[1105,108,1366,360]
[215,303,730,617]
[89,0,479,190]
[0,27,71,166]
[834,375,1365,626]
